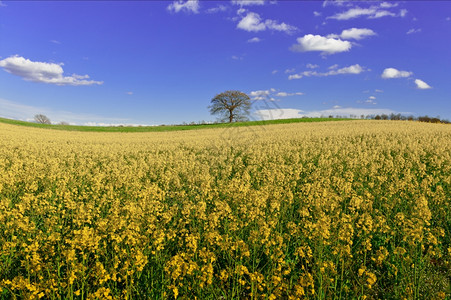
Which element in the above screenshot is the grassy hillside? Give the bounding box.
[0,116,351,132]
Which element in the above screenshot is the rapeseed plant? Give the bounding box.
[0,121,449,299]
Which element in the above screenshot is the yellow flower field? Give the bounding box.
[0,121,450,299]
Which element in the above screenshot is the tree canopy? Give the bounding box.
[34,114,51,124]
[209,90,251,123]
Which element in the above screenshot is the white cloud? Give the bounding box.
[399,9,408,17]
[328,3,406,21]
[380,2,398,8]
[127,91,133,95]
[247,37,262,43]
[265,19,297,33]
[167,0,199,14]
[250,89,271,98]
[328,64,339,70]
[272,70,278,74]
[358,95,377,105]
[289,64,365,79]
[236,7,247,15]
[313,11,322,17]
[0,1,7,7]
[329,7,383,20]
[250,89,303,100]
[322,0,350,8]
[370,10,396,19]
[415,79,432,89]
[275,92,304,97]
[407,28,421,34]
[0,55,103,86]
[339,28,376,40]
[237,12,297,33]
[50,40,61,44]
[306,63,319,69]
[255,107,396,120]
[290,34,351,55]
[328,64,364,75]
[232,0,265,6]
[255,108,304,120]
[381,68,412,79]
[231,55,244,60]
[284,68,295,73]
[288,74,303,80]
[205,5,227,13]
[447,17,451,21]
[375,89,383,93]
[237,12,267,31]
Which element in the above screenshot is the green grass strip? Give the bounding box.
[0,117,353,133]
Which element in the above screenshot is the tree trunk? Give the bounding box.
[229,110,233,123]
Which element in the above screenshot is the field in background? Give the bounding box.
[0,121,450,299]
[0,116,351,132]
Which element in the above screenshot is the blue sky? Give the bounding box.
[0,0,450,125]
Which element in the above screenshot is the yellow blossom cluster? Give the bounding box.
[0,120,450,299]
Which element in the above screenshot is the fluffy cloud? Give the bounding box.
[232,0,265,6]
[379,2,398,8]
[381,68,412,79]
[290,34,351,55]
[339,28,376,40]
[0,55,103,86]
[167,0,199,14]
[415,79,432,89]
[289,64,365,79]
[255,107,397,120]
[237,12,267,31]
[328,64,364,75]
[237,12,297,33]
[250,89,271,99]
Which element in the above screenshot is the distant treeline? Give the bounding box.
[326,113,449,124]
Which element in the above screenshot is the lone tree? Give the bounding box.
[34,114,51,124]
[209,90,251,123]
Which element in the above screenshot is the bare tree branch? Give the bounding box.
[209,90,251,123]
[34,114,51,124]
